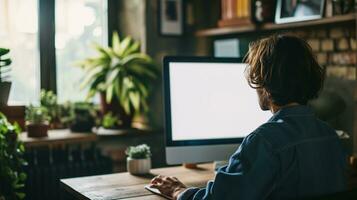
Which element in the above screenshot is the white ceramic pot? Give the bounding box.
[127,157,151,175]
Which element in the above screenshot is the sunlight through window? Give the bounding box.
[55,0,107,102]
[0,0,40,105]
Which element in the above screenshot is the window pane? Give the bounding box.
[55,0,108,102]
[0,0,40,105]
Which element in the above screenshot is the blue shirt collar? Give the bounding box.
[268,105,314,122]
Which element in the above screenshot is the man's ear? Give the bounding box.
[257,88,271,111]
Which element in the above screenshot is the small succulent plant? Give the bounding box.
[125,144,151,159]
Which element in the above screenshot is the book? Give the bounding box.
[219,0,252,27]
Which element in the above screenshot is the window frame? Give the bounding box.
[38,0,117,95]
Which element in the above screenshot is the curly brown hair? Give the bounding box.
[244,34,325,106]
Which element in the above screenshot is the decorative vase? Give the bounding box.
[127,157,151,175]
[27,123,49,138]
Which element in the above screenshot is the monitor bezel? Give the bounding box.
[163,56,247,147]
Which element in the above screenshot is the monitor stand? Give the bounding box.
[183,163,198,169]
[182,161,229,170]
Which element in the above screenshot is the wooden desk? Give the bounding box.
[61,163,214,200]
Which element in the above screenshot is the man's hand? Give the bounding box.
[150,175,187,200]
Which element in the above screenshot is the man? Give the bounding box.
[150,34,347,200]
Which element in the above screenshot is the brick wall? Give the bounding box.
[295,25,357,80]
[292,24,357,154]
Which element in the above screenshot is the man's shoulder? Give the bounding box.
[249,117,338,152]
[246,121,298,151]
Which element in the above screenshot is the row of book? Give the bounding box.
[221,0,250,20]
[219,0,251,27]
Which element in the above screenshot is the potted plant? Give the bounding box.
[0,113,27,199]
[25,106,51,137]
[0,48,12,105]
[102,112,122,129]
[67,102,97,132]
[76,32,158,128]
[40,89,63,129]
[125,144,152,175]
[96,112,124,135]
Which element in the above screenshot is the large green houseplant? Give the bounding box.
[0,113,27,200]
[77,32,158,128]
[0,48,12,105]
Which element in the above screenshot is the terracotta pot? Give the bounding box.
[127,157,151,175]
[100,93,134,128]
[27,123,49,138]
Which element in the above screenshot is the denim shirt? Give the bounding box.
[178,105,346,200]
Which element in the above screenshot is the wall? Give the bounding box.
[144,0,211,128]
[114,0,211,167]
[117,0,145,40]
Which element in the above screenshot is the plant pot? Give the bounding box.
[96,126,129,135]
[100,93,134,128]
[127,157,151,175]
[0,82,11,105]
[27,123,49,138]
[70,121,94,132]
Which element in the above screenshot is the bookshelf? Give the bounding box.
[196,13,356,37]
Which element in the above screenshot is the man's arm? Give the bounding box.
[152,132,279,200]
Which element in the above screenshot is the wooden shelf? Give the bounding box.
[196,13,356,37]
[19,129,97,148]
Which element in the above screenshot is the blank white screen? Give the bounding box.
[169,62,272,141]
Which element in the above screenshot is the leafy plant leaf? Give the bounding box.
[129,91,140,112]
[106,84,114,103]
[0,48,10,56]
[124,41,140,56]
[0,58,12,67]
[119,37,132,56]
[112,32,121,55]
[80,66,105,90]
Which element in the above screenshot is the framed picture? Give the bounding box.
[275,0,325,24]
[158,0,184,36]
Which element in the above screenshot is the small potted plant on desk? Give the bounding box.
[25,106,50,137]
[126,144,152,175]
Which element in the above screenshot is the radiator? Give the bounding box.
[24,146,112,200]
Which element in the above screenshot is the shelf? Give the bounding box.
[196,13,356,37]
[19,129,97,148]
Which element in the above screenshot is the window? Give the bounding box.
[55,0,108,102]
[0,0,108,105]
[0,0,40,105]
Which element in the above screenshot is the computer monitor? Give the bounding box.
[163,57,272,165]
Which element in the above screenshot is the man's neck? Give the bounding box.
[270,102,300,113]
